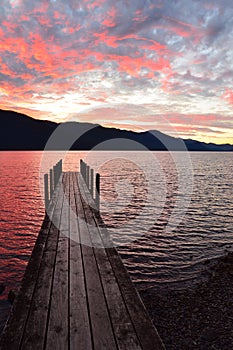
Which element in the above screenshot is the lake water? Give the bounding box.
[0,151,232,332]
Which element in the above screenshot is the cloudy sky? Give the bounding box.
[0,0,233,144]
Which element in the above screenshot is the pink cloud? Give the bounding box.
[163,16,202,43]
[222,89,233,105]
[102,6,117,27]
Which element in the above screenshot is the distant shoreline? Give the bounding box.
[1,110,233,152]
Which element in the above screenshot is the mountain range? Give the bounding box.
[0,109,232,151]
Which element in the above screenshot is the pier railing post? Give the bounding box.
[53,160,62,188]
[56,163,59,186]
[95,173,100,210]
[80,161,100,210]
[58,160,62,178]
[50,168,53,198]
[84,164,87,184]
[80,159,83,178]
[83,161,86,183]
[87,165,90,189]
[90,168,94,197]
[44,173,49,209]
[44,159,62,211]
[53,165,56,188]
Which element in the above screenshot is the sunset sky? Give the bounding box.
[0,0,232,144]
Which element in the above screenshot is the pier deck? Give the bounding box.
[0,172,165,350]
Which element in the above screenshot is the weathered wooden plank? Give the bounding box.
[20,176,65,350]
[0,177,62,350]
[78,174,142,350]
[45,173,70,350]
[69,173,93,350]
[73,174,118,350]
[105,248,165,350]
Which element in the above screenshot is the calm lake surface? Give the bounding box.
[0,151,232,331]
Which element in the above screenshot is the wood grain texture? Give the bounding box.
[74,173,118,350]
[69,173,92,350]
[45,173,69,350]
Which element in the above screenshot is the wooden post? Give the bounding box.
[57,163,60,182]
[95,173,100,210]
[87,166,90,188]
[80,159,83,177]
[83,162,86,182]
[90,168,94,197]
[55,164,58,186]
[85,163,87,184]
[53,162,61,187]
[53,165,56,188]
[44,173,49,210]
[58,159,62,177]
[49,168,53,198]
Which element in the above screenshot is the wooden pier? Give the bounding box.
[0,164,165,350]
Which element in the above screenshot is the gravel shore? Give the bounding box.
[140,252,233,350]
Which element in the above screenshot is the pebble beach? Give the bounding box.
[140,252,233,350]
